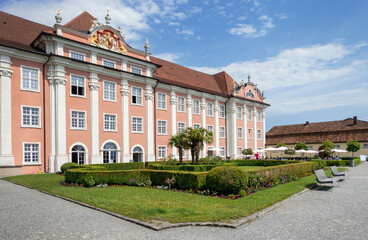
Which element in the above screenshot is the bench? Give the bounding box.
[330,166,348,180]
[314,169,339,187]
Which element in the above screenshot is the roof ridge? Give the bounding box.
[64,11,94,27]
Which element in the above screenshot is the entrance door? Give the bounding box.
[132,146,143,162]
[71,145,85,164]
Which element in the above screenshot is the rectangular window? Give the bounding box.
[104,114,116,131]
[257,129,262,140]
[308,145,313,150]
[158,120,167,135]
[248,128,253,139]
[237,106,242,120]
[207,102,213,116]
[102,59,115,68]
[363,144,368,149]
[247,108,252,121]
[177,96,185,112]
[178,122,186,133]
[70,51,85,61]
[131,66,142,75]
[257,110,262,122]
[158,146,167,159]
[193,124,200,129]
[22,106,40,128]
[220,126,225,138]
[23,143,40,164]
[220,147,226,157]
[157,93,166,110]
[132,117,143,133]
[237,127,243,138]
[335,144,341,149]
[71,111,86,130]
[131,87,142,105]
[193,99,200,114]
[21,66,39,91]
[238,147,243,156]
[220,105,225,118]
[207,125,214,134]
[103,81,116,101]
[71,75,85,97]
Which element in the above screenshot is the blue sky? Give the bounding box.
[1,0,368,130]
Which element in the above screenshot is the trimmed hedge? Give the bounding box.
[89,162,146,170]
[313,158,361,167]
[206,166,246,194]
[60,162,77,173]
[149,164,215,172]
[224,159,298,167]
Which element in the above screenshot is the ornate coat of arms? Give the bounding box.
[90,30,126,53]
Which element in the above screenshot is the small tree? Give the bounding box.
[242,148,253,159]
[295,142,308,151]
[321,141,335,157]
[346,140,361,159]
[284,148,296,159]
[185,127,213,165]
[276,143,287,148]
[168,132,189,165]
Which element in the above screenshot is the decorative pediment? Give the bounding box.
[89,29,126,54]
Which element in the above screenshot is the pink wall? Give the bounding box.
[155,88,171,159]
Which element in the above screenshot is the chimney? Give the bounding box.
[353,116,357,125]
[305,121,309,126]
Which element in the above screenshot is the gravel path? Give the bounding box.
[1,163,367,240]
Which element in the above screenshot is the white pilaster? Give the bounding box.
[262,110,266,151]
[243,103,248,150]
[145,84,155,162]
[89,72,101,164]
[122,59,127,71]
[55,42,64,56]
[214,100,220,156]
[201,97,206,157]
[253,106,257,151]
[120,79,130,162]
[230,101,237,159]
[186,94,192,159]
[0,55,14,166]
[170,90,178,158]
[48,75,56,172]
[91,51,97,64]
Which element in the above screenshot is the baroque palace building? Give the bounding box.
[0,10,269,175]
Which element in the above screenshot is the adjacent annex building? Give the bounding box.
[266,116,368,157]
[0,10,269,175]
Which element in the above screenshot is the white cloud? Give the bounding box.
[153,52,181,62]
[238,16,247,21]
[229,14,274,38]
[229,24,257,36]
[189,7,202,14]
[176,28,194,35]
[191,43,367,91]
[259,15,274,29]
[168,21,180,26]
[276,13,288,20]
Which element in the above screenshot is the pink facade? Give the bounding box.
[0,11,269,174]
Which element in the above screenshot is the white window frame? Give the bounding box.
[207,102,213,116]
[362,144,368,149]
[103,80,116,102]
[157,120,167,135]
[70,110,87,130]
[157,92,167,110]
[193,99,200,115]
[69,50,86,61]
[131,86,143,106]
[178,122,186,133]
[23,142,41,165]
[20,65,40,92]
[335,144,341,149]
[237,127,243,139]
[237,147,243,156]
[248,128,253,139]
[131,116,143,133]
[207,125,214,134]
[193,123,201,129]
[102,59,116,68]
[21,105,41,128]
[247,108,252,121]
[308,145,313,150]
[219,105,225,118]
[131,66,142,75]
[237,106,242,120]
[103,113,117,132]
[257,129,262,140]
[220,126,225,138]
[158,146,167,159]
[70,74,86,98]
[177,96,185,113]
[220,147,226,157]
[257,110,262,122]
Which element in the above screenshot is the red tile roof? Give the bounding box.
[64,11,95,33]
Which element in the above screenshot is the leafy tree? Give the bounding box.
[295,142,308,151]
[276,143,287,148]
[321,141,336,157]
[242,148,253,158]
[185,127,213,165]
[284,148,296,158]
[168,132,190,165]
[346,140,361,159]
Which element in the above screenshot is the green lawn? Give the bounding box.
[237,166,265,170]
[4,171,324,224]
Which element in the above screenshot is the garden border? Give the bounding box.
[3,178,315,231]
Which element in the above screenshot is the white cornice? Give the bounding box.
[0,46,48,64]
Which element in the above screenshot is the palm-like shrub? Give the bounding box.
[168,132,190,165]
[185,127,213,165]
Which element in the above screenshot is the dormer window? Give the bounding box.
[246,90,254,98]
[70,50,85,61]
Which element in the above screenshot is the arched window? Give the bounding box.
[103,142,117,163]
[132,146,143,162]
[71,145,86,165]
[246,90,254,98]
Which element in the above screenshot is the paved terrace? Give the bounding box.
[1,163,367,240]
